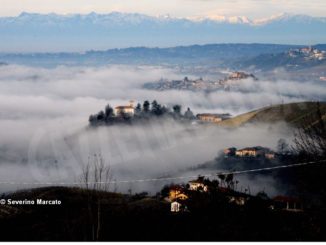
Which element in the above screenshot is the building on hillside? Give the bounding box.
[235,146,273,158]
[169,186,189,202]
[320,76,326,81]
[265,152,275,159]
[301,46,314,54]
[217,187,250,206]
[228,193,249,206]
[188,178,208,192]
[272,196,303,212]
[171,201,182,212]
[196,113,231,123]
[114,100,135,117]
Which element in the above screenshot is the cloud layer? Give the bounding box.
[0,64,325,194]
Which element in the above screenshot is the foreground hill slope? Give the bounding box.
[218,102,326,127]
[1,186,324,241]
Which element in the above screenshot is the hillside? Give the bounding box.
[0,186,324,241]
[0,43,300,67]
[217,102,326,127]
[239,47,326,71]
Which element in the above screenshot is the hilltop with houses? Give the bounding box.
[224,146,276,159]
[142,71,258,92]
[88,100,232,126]
[288,46,326,61]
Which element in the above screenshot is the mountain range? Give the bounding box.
[1,12,326,52]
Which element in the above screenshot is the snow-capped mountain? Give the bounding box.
[0,12,325,52]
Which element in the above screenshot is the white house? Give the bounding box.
[171,201,182,212]
[114,100,135,117]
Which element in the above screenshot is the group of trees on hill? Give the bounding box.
[288,102,326,209]
[88,100,195,126]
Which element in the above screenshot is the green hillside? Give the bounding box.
[218,102,326,127]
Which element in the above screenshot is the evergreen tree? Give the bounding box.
[135,103,142,115]
[277,138,289,154]
[96,111,105,121]
[143,100,150,112]
[184,107,194,119]
[151,100,163,116]
[173,104,181,116]
[104,104,114,119]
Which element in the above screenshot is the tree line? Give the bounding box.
[88,100,195,126]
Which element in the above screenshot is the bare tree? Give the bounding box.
[293,102,326,159]
[81,154,113,241]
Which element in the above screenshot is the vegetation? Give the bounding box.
[1,183,325,241]
[88,100,195,127]
[218,101,326,127]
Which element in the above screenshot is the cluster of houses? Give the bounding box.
[196,113,231,123]
[168,177,303,213]
[224,146,276,159]
[107,100,233,124]
[288,46,326,61]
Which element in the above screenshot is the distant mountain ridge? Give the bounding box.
[1,12,326,52]
[238,46,326,70]
[1,43,326,70]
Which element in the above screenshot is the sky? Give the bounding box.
[0,0,325,18]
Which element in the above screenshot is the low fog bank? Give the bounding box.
[0,64,325,120]
[0,64,325,194]
[0,119,294,195]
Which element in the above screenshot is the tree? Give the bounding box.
[173,104,181,116]
[225,174,234,190]
[104,104,114,120]
[151,100,163,116]
[135,103,142,115]
[96,111,105,121]
[143,100,150,113]
[293,102,326,158]
[81,154,113,241]
[184,107,194,119]
[89,115,97,126]
[218,174,226,187]
[277,138,289,154]
[291,102,326,209]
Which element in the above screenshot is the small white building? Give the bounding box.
[114,101,135,117]
[171,201,182,212]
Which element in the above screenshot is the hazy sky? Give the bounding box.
[0,0,325,18]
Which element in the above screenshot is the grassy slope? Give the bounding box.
[217,102,326,127]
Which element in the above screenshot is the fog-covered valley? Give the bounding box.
[0,64,325,194]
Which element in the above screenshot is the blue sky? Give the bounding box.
[0,0,325,18]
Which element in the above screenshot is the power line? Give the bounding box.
[0,159,325,186]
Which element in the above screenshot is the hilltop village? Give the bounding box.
[288,46,326,61]
[88,100,232,126]
[143,71,258,92]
